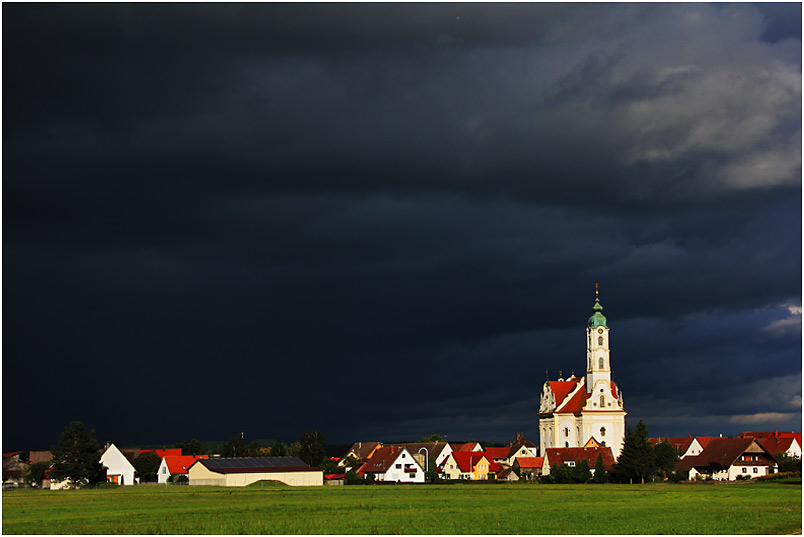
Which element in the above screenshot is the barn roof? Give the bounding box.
[191,456,318,474]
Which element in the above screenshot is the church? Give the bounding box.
[538,287,626,459]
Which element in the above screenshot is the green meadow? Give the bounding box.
[3,481,801,534]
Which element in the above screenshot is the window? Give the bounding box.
[600,427,606,437]
[565,441,569,447]
[753,468,758,474]
[600,395,605,407]
[162,467,166,474]
[742,468,747,473]
[599,357,604,369]
[567,461,576,467]
[401,454,406,458]
[395,464,402,469]
[564,427,569,437]
[598,336,603,345]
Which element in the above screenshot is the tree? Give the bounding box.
[654,440,679,479]
[132,452,162,482]
[272,437,287,457]
[24,461,52,487]
[775,453,802,473]
[175,439,202,456]
[418,434,447,443]
[592,453,609,483]
[613,420,656,484]
[220,434,247,457]
[50,422,105,487]
[299,430,327,467]
[573,459,592,483]
[288,441,302,458]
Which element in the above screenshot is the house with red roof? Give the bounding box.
[389,442,453,472]
[649,436,707,459]
[542,446,615,476]
[157,454,209,484]
[676,437,778,481]
[439,451,502,480]
[739,431,802,458]
[505,433,539,465]
[338,442,382,468]
[355,446,424,483]
[513,456,544,478]
[538,289,626,459]
[452,442,483,452]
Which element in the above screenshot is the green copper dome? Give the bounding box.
[588,295,608,329]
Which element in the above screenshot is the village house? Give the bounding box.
[355,446,424,483]
[157,454,208,484]
[439,451,500,480]
[505,433,539,465]
[739,431,802,458]
[676,437,778,481]
[338,442,382,468]
[389,442,453,472]
[100,443,137,485]
[188,456,322,486]
[542,446,615,476]
[649,437,706,458]
[513,456,544,479]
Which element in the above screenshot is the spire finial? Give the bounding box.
[595,282,599,296]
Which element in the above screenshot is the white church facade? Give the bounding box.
[538,288,626,459]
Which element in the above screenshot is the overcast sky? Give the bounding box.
[3,3,801,451]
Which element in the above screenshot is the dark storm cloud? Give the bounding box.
[3,3,800,448]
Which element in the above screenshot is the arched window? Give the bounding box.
[564,427,569,437]
[599,357,604,369]
[600,395,605,407]
[600,427,606,437]
[565,441,569,448]
[598,336,603,345]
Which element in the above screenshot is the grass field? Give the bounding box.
[3,480,801,534]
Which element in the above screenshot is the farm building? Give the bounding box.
[187,456,323,487]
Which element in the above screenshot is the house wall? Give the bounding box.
[100,444,136,486]
[683,439,705,458]
[188,463,323,487]
[157,458,170,484]
[383,452,424,483]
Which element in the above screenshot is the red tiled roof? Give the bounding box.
[676,438,775,472]
[449,452,492,473]
[358,446,419,475]
[544,447,615,470]
[3,451,23,458]
[649,437,694,454]
[753,437,796,456]
[325,473,346,480]
[483,447,510,460]
[453,442,482,452]
[549,379,582,407]
[695,437,720,449]
[515,457,544,469]
[164,455,208,474]
[141,448,183,459]
[343,442,382,462]
[740,432,802,448]
[556,382,590,413]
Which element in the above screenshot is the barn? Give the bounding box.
[187,456,323,487]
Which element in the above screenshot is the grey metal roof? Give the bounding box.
[201,456,309,471]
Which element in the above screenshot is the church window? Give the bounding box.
[564,428,569,437]
[599,357,604,369]
[565,442,569,448]
[600,395,605,407]
[600,427,606,437]
[598,336,603,345]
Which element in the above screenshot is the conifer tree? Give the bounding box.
[50,421,105,487]
[614,420,656,484]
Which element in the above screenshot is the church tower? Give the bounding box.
[586,283,611,396]
[538,285,626,459]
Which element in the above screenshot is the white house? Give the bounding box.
[676,437,778,481]
[100,443,137,485]
[356,446,424,483]
[389,442,453,472]
[157,455,208,484]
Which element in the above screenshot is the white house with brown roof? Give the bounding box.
[389,442,453,472]
[188,456,322,486]
[356,446,424,483]
[538,289,626,459]
[676,437,778,480]
[338,442,382,467]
